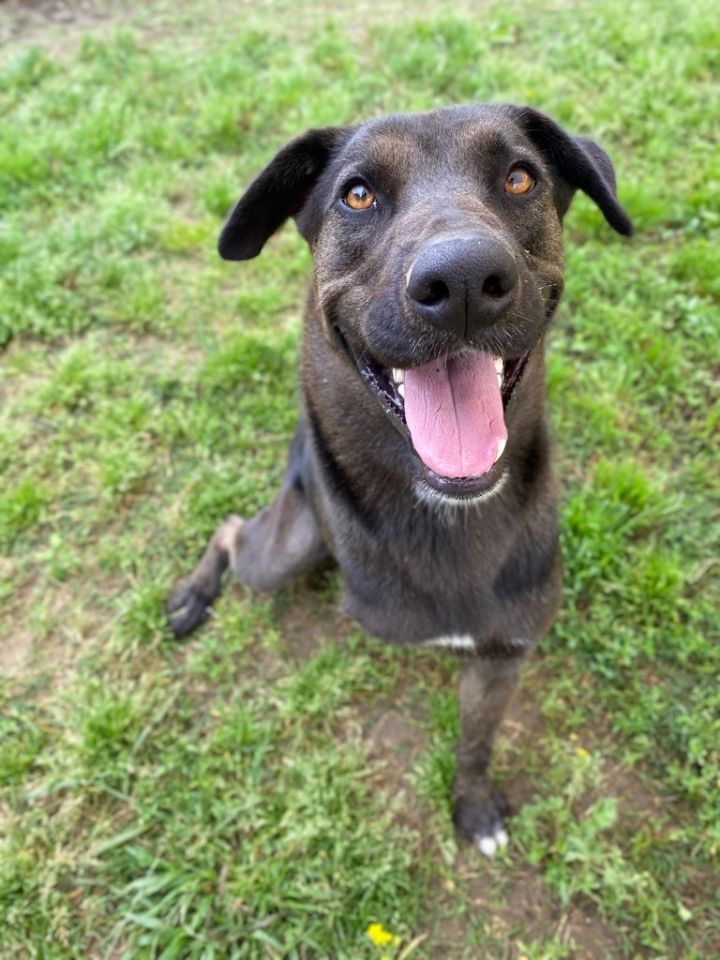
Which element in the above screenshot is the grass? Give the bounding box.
[0,0,718,957]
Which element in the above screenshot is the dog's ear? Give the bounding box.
[218,126,352,261]
[511,106,633,236]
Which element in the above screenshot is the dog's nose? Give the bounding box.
[406,236,518,338]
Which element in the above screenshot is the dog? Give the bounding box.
[167,103,632,856]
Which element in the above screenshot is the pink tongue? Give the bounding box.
[404,353,507,478]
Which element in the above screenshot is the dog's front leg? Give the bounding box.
[166,513,245,636]
[167,487,329,637]
[167,421,330,636]
[452,655,523,856]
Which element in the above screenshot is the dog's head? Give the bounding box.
[219,104,632,500]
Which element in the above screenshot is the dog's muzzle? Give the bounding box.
[405,234,518,341]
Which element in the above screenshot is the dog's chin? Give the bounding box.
[334,324,530,502]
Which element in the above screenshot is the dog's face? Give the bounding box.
[220,105,631,500]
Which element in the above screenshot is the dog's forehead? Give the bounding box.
[341,105,524,172]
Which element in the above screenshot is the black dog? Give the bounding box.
[168,104,632,855]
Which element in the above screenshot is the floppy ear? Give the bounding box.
[218,126,352,261]
[511,106,633,236]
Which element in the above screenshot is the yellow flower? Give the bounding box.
[576,747,590,759]
[366,922,395,946]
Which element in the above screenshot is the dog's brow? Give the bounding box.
[464,126,518,161]
[349,130,421,172]
[348,123,525,182]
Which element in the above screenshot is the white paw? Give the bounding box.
[475,826,509,858]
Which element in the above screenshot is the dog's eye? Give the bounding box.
[505,166,535,196]
[344,182,377,210]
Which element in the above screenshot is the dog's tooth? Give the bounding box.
[495,437,507,462]
[397,381,405,398]
[493,357,503,375]
[497,373,503,388]
[392,367,404,384]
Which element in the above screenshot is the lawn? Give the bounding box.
[0,0,718,957]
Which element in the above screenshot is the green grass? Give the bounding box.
[1,0,718,957]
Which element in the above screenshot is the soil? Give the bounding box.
[0,0,111,53]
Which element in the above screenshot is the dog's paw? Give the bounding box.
[453,788,510,858]
[166,582,211,637]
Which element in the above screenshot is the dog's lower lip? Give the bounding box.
[423,462,504,497]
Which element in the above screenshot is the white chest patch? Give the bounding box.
[422,633,477,652]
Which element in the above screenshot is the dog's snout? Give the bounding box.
[406,236,518,338]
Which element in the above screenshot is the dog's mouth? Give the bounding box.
[337,329,530,497]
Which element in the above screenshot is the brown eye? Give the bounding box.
[344,182,376,210]
[505,166,535,196]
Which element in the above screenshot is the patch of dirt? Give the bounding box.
[366,708,426,762]
[422,867,560,960]
[443,869,626,960]
[0,556,124,700]
[501,767,537,812]
[0,0,111,52]
[269,566,347,662]
[0,567,52,684]
[483,869,561,945]
[595,760,663,830]
[363,706,431,837]
[574,741,668,834]
[0,0,559,68]
[0,627,34,677]
[559,898,626,960]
